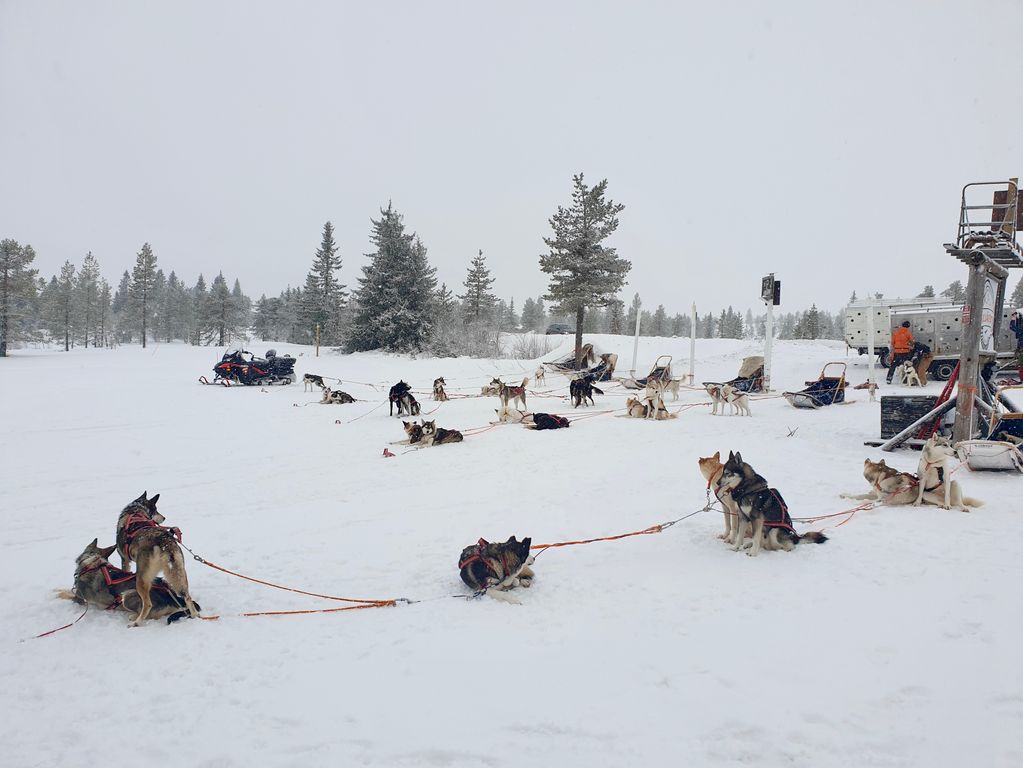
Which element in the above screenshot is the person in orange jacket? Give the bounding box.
[886,321,915,384]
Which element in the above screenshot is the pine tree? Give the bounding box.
[98,279,112,347]
[502,297,519,331]
[299,222,346,345]
[75,253,102,348]
[1009,278,1023,310]
[209,272,239,346]
[917,285,935,298]
[459,250,497,324]
[128,243,158,347]
[232,279,251,335]
[540,174,630,366]
[804,304,821,339]
[848,291,858,304]
[652,304,667,336]
[625,293,641,334]
[608,298,625,334]
[941,281,965,302]
[520,297,539,332]
[192,274,211,345]
[111,270,131,342]
[49,261,76,351]
[0,239,39,357]
[348,204,438,352]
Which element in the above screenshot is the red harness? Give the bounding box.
[74,561,137,610]
[121,511,182,544]
[458,538,515,583]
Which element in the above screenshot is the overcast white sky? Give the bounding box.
[2,1,1021,315]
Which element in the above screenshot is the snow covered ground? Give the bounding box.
[1,335,1020,767]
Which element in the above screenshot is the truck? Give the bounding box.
[843,297,1017,380]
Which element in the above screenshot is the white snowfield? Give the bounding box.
[1,335,1020,767]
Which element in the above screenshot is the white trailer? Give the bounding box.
[844,297,1016,380]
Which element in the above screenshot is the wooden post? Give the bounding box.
[315,323,320,358]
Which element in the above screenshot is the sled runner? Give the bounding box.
[783,362,847,409]
[620,355,673,389]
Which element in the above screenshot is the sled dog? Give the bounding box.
[458,536,534,597]
[625,396,651,418]
[522,412,570,430]
[303,373,326,392]
[404,420,462,446]
[698,451,742,543]
[570,374,603,408]
[915,434,983,512]
[718,452,828,556]
[898,360,922,387]
[496,405,527,423]
[433,377,449,401]
[722,384,752,416]
[841,457,945,507]
[114,492,199,626]
[320,388,355,404]
[705,383,726,415]
[492,377,528,410]
[58,538,200,624]
[400,392,421,417]
[535,367,546,386]
[389,381,412,416]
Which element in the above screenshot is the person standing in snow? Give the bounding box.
[886,320,915,384]
[1010,309,1023,381]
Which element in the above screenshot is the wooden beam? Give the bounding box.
[880,396,957,451]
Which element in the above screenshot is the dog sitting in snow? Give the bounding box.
[915,434,982,512]
[458,536,534,599]
[496,404,528,423]
[433,377,449,401]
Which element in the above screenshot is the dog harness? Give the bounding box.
[74,561,139,610]
[732,487,797,532]
[458,538,516,584]
[924,466,945,493]
[121,510,182,545]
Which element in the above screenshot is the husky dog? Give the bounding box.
[642,383,673,420]
[841,457,946,507]
[625,396,651,418]
[492,377,528,410]
[721,384,752,416]
[432,377,449,401]
[320,388,355,404]
[458,536,534,596]
[666,378,681,401]
[718,452,828,556]
[915,435,983,512]
[58,538,200,624]
[404,420,462,446]
[570,374,603,408]
[389,381,412,416]
[114,492,199,626]
[705,383,726,415]
[535,367,546,386]
[303,373,326,392]
[496,405,527,423]
[521,412,570,430]
[898,360,922,387]
[698,451,742,543]
[481,382,500,396]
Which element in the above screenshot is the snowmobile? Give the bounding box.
[206,349,296,386]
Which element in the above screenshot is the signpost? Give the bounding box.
[761,274,780,391]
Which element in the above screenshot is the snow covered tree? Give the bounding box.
[459,249,497,324]
[208,272,248,346]
[520,297,541,332]
[0,238,38,357]
[192,274,213,345]
[803,304,821,339]
[651,304,667,336]
[75,252,101,348]
[111,270,131,343]
[348,203,438,352]
[848,290,858,304]
[299,222,346,345]
[1009,278,1023,309]
[98,279,112,347]
[128,243,158,347]
[540,174,630,366]
[501,297,519,331]
[917,285,935,298]
[47,261,76,351]
[607,298,625,334]
[941,281,965,302]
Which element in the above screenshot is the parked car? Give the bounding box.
[545,323,576,335]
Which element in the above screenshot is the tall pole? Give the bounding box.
[689,302,697,385]
[630,299,642,377]
[866,292,876,392]
[764,300,774,392]
[953,258,987,443]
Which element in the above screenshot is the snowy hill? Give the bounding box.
[0,337,1019,767]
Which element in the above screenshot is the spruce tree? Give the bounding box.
[1009,278,1023,309]
[540,174,630,366]
[49,261,76,351]
[98,279,112,347]
[0,239,39,357]
[805,304,821,339]
[608,298,625,334]
[74,252,101,348]
[348,203,437,352]
[209,272,235,346]
[192,274,210,345]
[128,243,158,347]
[652,304,667,336]
[459,249,497,324]
[941,281,965,302]
[300,222,346,344]
[917,285,935,298]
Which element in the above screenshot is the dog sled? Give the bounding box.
[546,343,597,372]
[783,362,847,409]
[620,355,674,390]
[956,383,1023,471]
[701,355,765,396]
